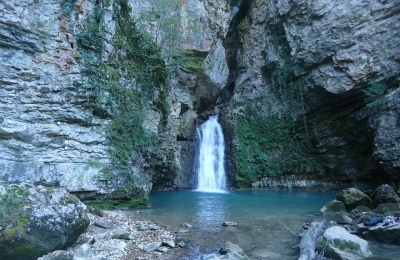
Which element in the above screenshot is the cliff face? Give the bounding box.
[0,0,399,198]
[220,0,400,188]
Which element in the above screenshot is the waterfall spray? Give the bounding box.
[196,115,227,192]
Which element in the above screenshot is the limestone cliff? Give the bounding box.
[0,0,399,198]
[219,0,400,188]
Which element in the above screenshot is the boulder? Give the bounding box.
[371,185,400,206]
[320,200,346,213]
[0,183,89,260]
[319,226,373,260]
[37,250,74,260]
[336,188,374,211]
[374,203,399,214]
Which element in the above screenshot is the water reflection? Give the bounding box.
[193,192,229,226]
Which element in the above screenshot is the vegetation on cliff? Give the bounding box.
[67,0,168,168]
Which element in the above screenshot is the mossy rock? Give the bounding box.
[0,183,89,260]
[320,200,346,213]
[336,188,374,211]
[374,203,399,214]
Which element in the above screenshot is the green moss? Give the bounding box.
[0,186,30,228]
[234,114,326,187]
[333,238,361,252]
[73,0,168,168]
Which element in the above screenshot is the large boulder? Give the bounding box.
[320,200,346,213]
[0,183,89,260]
[336,188,374,211]
[319,226,373,260]
[371,184,400,206]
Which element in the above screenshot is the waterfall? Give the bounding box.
[196,114,227,192]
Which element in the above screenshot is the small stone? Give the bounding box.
[112,229,131,240]
[219,241,244,255]
[94,221,110,229]
[157,246,169,253]
[177,241,186,248]
[75,243,92,258]
[222,221,237,227]
[162,239,175,248]
[181,222,192,228]
[178,228,189,233]
[141,242,162,252]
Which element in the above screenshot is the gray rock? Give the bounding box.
[320,226,373,260]
[219,241,244,255]
[222,221,237,227]
[181,222,192,228]
[37,250,74,260]
[178,228,189,233]
[0,183,89,259]
[0,184,6,196]
[337,214,353,225]
[94,221,110,229]
[372,184,400,206]
[162,239,176,248]
[112,229,132,240]
[75,243,93,258]
[141,241,162,252]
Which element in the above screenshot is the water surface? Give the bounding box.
[132,190,336,259]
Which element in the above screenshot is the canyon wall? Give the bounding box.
[0,0,399,199]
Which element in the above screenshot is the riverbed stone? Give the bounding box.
[219,241,244,255]
[336,188,374,211]
[140,241,162,252]
[222,221,238,226]
[112,229,132,240]
[320,226,372,259]
[162,239,176,248]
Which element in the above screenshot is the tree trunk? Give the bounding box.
[298,220,326,260]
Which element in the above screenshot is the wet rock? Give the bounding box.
[321,200,346,213]
[222,221,237,226]
[320,226,373,259]
[140,241,162,252]
[336,188,374,211]
[219,241,244,255]
[181,222,192,228]
[178,228,189,233]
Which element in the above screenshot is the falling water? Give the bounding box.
[196,114,227,192]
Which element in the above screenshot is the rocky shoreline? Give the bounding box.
[38,210,191,260]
